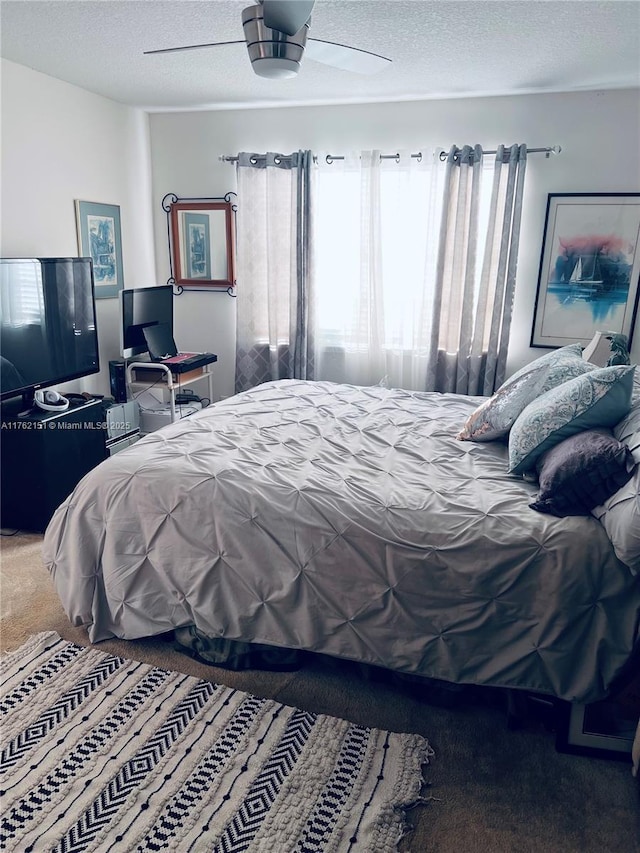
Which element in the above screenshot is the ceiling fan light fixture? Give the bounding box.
[252,57,300,79]
[242,4,308,79]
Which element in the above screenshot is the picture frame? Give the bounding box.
[164,194,237,291]
[531,193,640,349]
[555,698,636,762]
[75,200,124,299]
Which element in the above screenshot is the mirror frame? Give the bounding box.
[163,193,237,292]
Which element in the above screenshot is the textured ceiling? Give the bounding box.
[1,0,639,111]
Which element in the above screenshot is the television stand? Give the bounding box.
[126,355,217,423]
[0,396,108,532]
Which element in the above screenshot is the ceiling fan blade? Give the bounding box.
[262,0,315,36]
[144,40,245,56]
[306,39,392,74]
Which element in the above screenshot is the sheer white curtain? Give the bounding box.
[234,151,314,393]
[312,150,445,390]
[237,144,528,395]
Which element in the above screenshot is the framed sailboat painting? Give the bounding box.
[531,193,640,349]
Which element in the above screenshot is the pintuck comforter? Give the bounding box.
[43,379,640,703]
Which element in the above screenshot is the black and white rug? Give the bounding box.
[1,632,434,852]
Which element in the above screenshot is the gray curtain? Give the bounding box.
[234,151,315,393]
[426,143,528,395]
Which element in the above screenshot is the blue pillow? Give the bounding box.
[508,365,636,475]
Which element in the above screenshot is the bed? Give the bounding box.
[43,374,640,705]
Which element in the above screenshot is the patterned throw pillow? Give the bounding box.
[458,344,595,443]
[507,343,596,395]
[508,365,636,475]
[529,429,636,517]
[457,365,549,441]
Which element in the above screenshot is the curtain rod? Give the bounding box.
[220,146,561,164]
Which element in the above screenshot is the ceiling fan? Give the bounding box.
[144,0,392,80]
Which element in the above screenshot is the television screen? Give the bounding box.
[0,258,100,404]
[120,285,174,358]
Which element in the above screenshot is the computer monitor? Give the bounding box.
[120,285,174,358]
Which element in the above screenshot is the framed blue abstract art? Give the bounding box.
[183,212,211,279]
[75,200,124,299]
[531,193,640,349]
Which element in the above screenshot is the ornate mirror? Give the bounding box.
[163,193,237,293]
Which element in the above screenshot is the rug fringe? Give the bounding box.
[392,747,439,850]
[396,794,443,847]
[405,794,441,809]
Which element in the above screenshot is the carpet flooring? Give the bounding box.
[1,532,639,852]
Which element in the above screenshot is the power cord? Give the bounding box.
[131,374,168,412]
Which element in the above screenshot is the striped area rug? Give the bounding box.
[1,632,434,852]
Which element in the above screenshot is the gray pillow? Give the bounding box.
[530,429,636,517]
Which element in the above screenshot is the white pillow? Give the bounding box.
[591,371,640,574]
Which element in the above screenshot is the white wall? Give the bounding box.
[0,59,157,398]
[2,66,638,403]
[150,88,640,397]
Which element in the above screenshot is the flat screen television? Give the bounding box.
[0,257,100,406]
[120,285,174,358]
